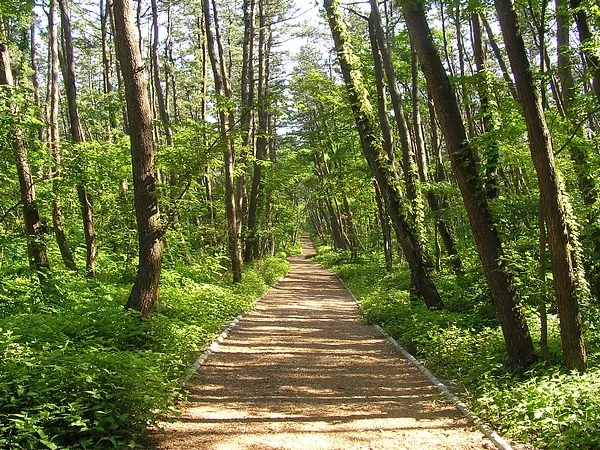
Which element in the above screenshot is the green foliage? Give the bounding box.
[315,245,600,450]
[0,253,290,449]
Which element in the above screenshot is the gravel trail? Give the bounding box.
[151,237,489,449]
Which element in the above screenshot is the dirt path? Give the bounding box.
[151,237,490,449]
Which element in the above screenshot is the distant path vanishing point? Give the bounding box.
[151,236,490,449]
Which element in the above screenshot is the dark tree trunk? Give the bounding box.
[58,0,97,277]
[0,43,50,281]
[495,0,586,371]
[325,0,443,310]
[113,0,164,318]
[402,0,534,366]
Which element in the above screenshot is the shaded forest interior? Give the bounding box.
[1,0,600,448]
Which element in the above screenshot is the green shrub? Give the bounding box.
[0,253,290,449]
[315,245,600,450]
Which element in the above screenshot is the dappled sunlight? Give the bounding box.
[152,240,488,449]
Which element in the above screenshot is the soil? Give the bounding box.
[150,237,491,449]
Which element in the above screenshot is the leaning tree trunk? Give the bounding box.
[569,0,600,104]
[495,0,586,371]
[324,0,443,310]
[401,0,534,367]
[0,42,50,281]
[58,0,97,277]
[113,0,164,318]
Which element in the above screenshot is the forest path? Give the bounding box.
[151,236,489,449]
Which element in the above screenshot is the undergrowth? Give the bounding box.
[314,245,600,450]
[0,250,291,449]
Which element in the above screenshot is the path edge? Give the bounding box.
[333,273,514,450]
[180,272,288,386]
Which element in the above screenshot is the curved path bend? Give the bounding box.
[152,237,489,449]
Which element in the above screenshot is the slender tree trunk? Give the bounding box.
[49,0,76,270]
[402,0,534,366]
[113,0,164,318]
[237,0,255,235]
[472,13,500,199]
[0,42,50,281]
[244,0,265,262]
[369,3,422,233]
[325,0,443,310]
[539,201,550,364]
[495,0,586,371]
[570,0,600,103]
[556,0,600,297]
[58,0,97,277]
[411,43,428,182]
[203,0,242,282]
[151,0,174,148]
[480,14,519,102]
[375,181,393,272]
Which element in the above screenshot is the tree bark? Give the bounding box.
[480,13,519,102]
[570,0,600,103]
[495,0,586,370]
[325,0,443,310]
[151,0,174,148]
[402,0,534,366]
[58,0,97,277]
[0,42,50,281]
[238,0,255,234]
[113,0,164,318]
[49,0,77,270]
[472,13,500,199]
[203,0,243,282]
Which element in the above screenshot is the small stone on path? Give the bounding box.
[151,236,490,449]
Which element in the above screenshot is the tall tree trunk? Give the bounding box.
[411,43,428,182]
[495,0,586,371]
[369,2,423,238]
[101,0,117,131]
[244,0,264,262]
[556,0,600,297]
[203,0,243,282]
[402,0,534,366]
[539,201,550,364]
[570,0,600,103]
[151,0,174,148]
[480,13,519,101]
[325,0,443,310]
[49,0,76,270]
[237,0,255,235]
[113,0,164,317]
[472,13,500,199]
[375,181,393,272]
[58,0,97,277]
[0,42,50,281]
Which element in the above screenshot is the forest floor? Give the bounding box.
[150,237,491,449]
